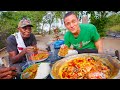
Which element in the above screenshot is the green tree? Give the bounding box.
[0,11,47,49]
[88,11,108,37]
[105,13,120,32]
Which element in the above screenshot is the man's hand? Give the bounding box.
[24,46,39,53]
[60,44,73,50]
[60,44,68,49]
[0,66,17,79]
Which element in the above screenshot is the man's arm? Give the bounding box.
[8,49,26,64]
[9,45,38,64]
[95,38,103,54]
[6,36,26,64]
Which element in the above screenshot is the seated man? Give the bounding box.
[53,27,60,41]
[6,18,37,78]
[46,28,61,51]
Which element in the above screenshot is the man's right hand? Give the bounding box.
[24,46,38,53]
[60,44,68,49]
[0,66,17,79]
[60,44,66,48]
[60,44,73,50]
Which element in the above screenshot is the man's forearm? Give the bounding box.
[95,38,103,54]
[98,47,103,54]
[10,50,26,64]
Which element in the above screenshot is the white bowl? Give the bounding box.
[65,49,78,57]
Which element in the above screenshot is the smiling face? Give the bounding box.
[18,25,32,39]
[64,14,80,34]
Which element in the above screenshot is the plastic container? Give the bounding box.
[54,40,64,49]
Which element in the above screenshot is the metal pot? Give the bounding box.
[50,53,120,79]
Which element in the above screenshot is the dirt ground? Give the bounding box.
[35,34,64,50]
[0,35,120,58]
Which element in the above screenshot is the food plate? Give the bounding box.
[21,62,51,79]
[21,63,39,79]
[58,53,64,58]
[58,45,69,57]
[32,58,48,62]
[28,51,49,63]
[50,53,120,79]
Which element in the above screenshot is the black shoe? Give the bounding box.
[115,50,119,60]
[46,46,51,52]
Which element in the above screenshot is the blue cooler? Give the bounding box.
[54,40,64,49]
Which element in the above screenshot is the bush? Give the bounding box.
[0,32,10,49]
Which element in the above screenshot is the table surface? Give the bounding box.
[42,48,62,79]
[21,48,120,79]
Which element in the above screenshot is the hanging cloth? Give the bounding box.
[13,32,26,53]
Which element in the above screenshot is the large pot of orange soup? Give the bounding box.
[50,53,120,79]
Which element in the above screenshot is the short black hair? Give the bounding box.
[64,11,78,20]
